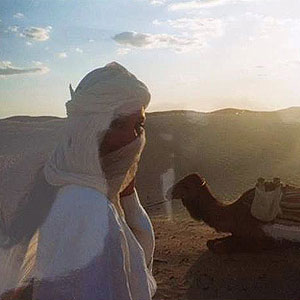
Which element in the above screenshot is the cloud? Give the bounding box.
[285,60,300,67]
[146,17,224,52]
[163,17,223,36]
[75,47,83,53]
[0,61,49,77]
[114,16,224,52]
[168,0,264,10]
[113,31,204,52]
[57,52,68,58]
[244,12,300,40]
[21,26,52,41]
[113,32,152,47]
[1,61,12,67]
[13,12,24,19]
[32,61,43,66]
[152,19,162,25]
[169,0,229,10]
[260,16,300,37]
[8,26,19,33]
[117,48,131,55]
[149,0,167,5]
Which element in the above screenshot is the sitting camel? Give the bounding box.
[167,173,300,253]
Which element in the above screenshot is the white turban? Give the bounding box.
[67,61,150,116]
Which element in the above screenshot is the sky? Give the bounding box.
[1,0,300,117]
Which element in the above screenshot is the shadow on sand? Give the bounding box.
[185,247,300,300]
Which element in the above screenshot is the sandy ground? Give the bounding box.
[149,206,300,300]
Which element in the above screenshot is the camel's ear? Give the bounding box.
[190,173,203,179]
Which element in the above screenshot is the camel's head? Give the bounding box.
[166,173,206,203]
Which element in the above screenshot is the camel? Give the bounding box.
[166,173,300,253]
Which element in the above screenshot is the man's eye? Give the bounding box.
[138,122,145,128]
[136,122,145,131]
[135,121,145,134]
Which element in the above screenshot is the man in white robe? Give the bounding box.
[0,62,156,300]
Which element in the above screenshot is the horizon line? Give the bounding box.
[1,105,300,120]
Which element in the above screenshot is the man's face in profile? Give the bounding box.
[99,106,146,157]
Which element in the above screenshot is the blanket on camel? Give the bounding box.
[250,178,300,223]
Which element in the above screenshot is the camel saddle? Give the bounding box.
[250,178,300,224]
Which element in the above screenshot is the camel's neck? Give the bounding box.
[184,186,228,232]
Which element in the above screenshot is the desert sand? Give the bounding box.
[1,109,300,299]
[149,205,300,300]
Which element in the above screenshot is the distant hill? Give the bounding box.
[209,108,254,115]
[1,107,300,205]
[1,116,62,123]
[138,107,300,204]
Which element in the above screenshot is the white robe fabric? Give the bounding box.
[19,185,156,300]
[0,62,155,298]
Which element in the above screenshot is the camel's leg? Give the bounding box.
[206,236,230,251]
[206,236,240,254]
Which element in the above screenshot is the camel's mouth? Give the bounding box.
[165,173,205,201]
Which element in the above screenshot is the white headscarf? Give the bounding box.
[0,61,150,243]
[44,61,150,215]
